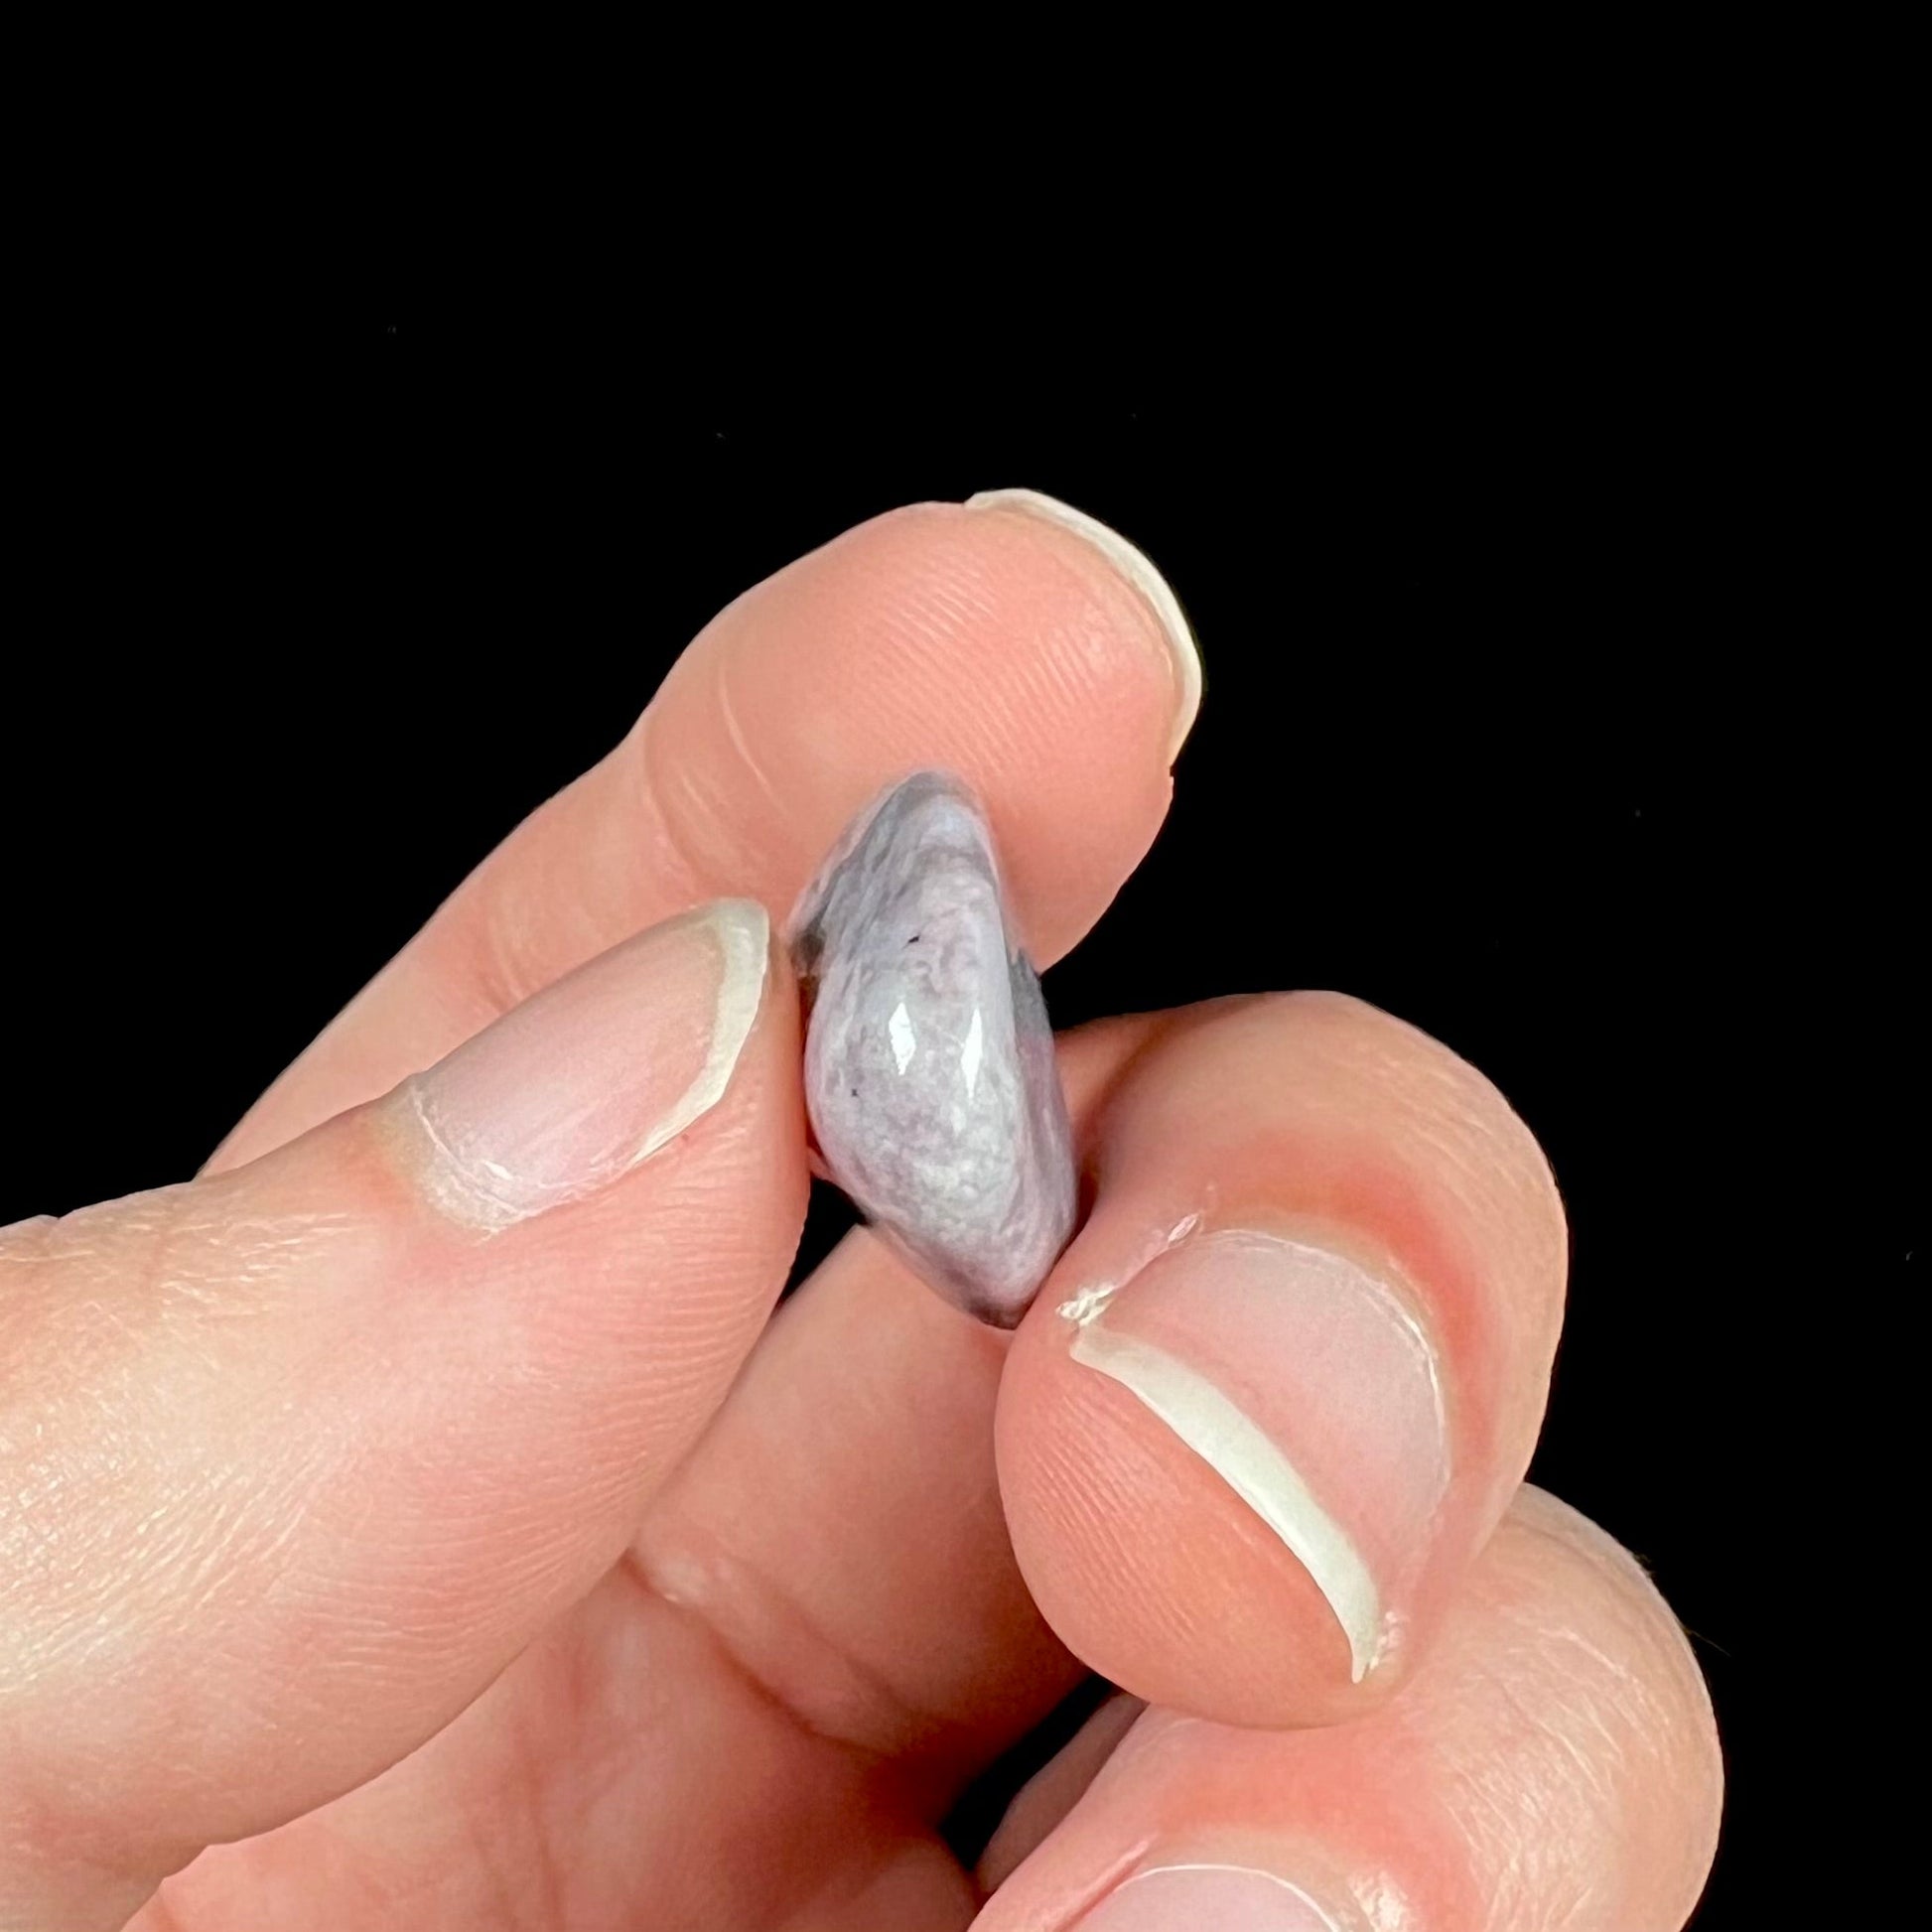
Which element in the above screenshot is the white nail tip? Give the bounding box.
[964,488,1201,759]
[650,897,769,1161]
[1068,1324,1382,1681]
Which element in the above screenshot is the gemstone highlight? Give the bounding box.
[789,772,1076,1325]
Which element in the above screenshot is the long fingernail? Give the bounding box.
[965,488,1201,759]
[393,899,769,1229]
[1079,1863,1347,1931]
[1061,1227,1449,1682]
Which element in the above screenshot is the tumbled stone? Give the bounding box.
[789,771,1076,1326]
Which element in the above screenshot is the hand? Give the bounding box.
[0,497,1721,1931]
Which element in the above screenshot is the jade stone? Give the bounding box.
[789,771,1076,1326]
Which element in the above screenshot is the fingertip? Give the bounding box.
[996,993,1573,1729]
[1489,1487,1725,1860]
[637,495,1186,966]
[998,1318,1364,1727]
[210,494,1194,1173]
[973,1489,1723,1932]
[962,489,1201,760]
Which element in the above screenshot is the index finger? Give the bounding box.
[211,490,1198,1170]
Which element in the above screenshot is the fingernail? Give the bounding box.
[1079,1863,1346,1931]
[965,488,1200,759]
[1061,1228,1449,1682]
[393,898,769,1229]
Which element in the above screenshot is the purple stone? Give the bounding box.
[789,771,1076,1326]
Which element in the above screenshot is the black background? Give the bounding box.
[5,349,1904,1926]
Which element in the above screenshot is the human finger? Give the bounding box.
[1,903,800,1929]
[975,1487,1722,1932]
[212,491,1196,1172]
[998,991,1568,1725]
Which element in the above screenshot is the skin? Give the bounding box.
[0,502,1722,1930]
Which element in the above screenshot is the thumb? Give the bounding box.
[0,900,800,1917]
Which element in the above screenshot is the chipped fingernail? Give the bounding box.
[1062,1227,1449,1681]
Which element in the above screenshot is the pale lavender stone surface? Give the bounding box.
[789,771,1076,1326]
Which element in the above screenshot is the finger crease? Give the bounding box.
[616,1536,971,1773]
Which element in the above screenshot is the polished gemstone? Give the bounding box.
[789,772,1076,1325]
